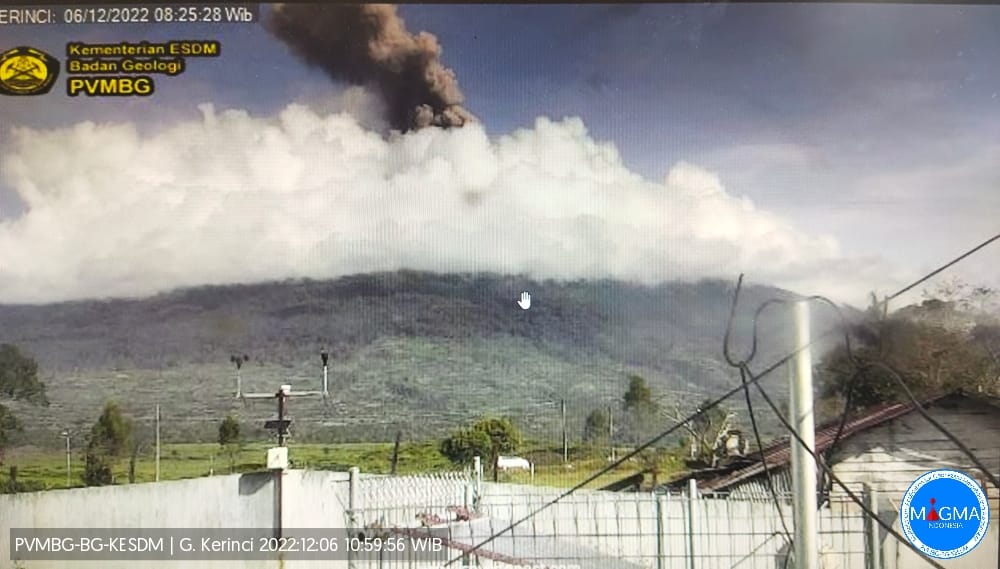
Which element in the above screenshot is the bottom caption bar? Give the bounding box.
[10,528,451,561]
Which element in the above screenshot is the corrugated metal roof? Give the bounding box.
[693,393,958,493]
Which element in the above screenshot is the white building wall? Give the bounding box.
[828,397,1000,503]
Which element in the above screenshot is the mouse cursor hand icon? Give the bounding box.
[517,291,531,310]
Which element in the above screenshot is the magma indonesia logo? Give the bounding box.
[0,46,59,96]
[900,469,990,559]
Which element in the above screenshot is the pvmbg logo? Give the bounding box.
[900,469,990,559]
[0,46,59,96]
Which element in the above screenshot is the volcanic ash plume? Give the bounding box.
[268,3,475,131]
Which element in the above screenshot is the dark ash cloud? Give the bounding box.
[268,4,475,131]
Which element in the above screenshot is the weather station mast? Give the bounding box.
[229,350,332,467]
[232,350,332,539]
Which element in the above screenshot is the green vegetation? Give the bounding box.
[818,285,1000,411]
[623,375,655,412]
[218,414,241,473]
[0,439,684,493]
[0,344,47,466]
[12,272,993,494]
[0,406,21,465]
[0,344,48,405]
[440,416,522,481]
[0,272,824,445]
[621,374,660,445]
[84,402,133,486]
[582,408,609,447]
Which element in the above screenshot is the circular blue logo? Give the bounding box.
[900,469,990,559]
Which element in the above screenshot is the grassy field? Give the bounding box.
[1,440,680,493]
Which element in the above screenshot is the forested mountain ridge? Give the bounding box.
[0,271,844,442]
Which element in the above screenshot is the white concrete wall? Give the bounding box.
[0,472,276,569]
[280,470,351,528]
[12,467,994,569]
[0,470,421,569]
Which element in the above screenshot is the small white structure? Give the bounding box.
[266,447,288,470]
[496,456,531,471]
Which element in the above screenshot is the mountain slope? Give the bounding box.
[0,272,847,444]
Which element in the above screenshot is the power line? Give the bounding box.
[443,231,1000,567]
[740,362,949,569]
[798,304,995,491]
[728,241,1000,480]
[884,231,1000,305]
[440,333,822,567]
[731,278,1000,494]
[865,360,1000,490]
[723,275,793,552]
[724,277,863,509]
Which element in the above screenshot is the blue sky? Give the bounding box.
[1,3,998,304]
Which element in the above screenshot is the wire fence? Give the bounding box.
[336,235,1000,569]
[345,472,873,569]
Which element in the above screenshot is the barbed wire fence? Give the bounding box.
[341,465,872,569]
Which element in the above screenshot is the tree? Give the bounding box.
[923,277,998,317]
[440,427,490,465]
[622,375,659,444]
[972,324,1000,375]
[664,399,735,466]
[634,447,682,489]
[0,344,47,464]
[0,344,48,405]
[83,402,133,486]
[0,404,22,466]
[440,417,522,481]
[623,375,655,412]
[218,415,241,473]
[128,439,144,484]
[819,302,1000,409]
[582,408,610,446]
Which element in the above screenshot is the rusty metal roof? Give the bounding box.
[694,393,956,493]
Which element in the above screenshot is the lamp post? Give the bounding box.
[60,430,71,488]
[320,349,329,399]
[561,399,568,463]
[155,405,161,482]
[230,354,248,399]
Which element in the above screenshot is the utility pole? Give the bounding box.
[320,349,329,399]
[60,431,71,487]
[608,405,615,461]
[155,405,161,482]
[277,388,288,446]
[561,399,568,463]
[790,300,818,569]
[390,430,401,475]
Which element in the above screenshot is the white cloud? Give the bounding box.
[0,104,905,304]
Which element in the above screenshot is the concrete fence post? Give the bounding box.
[348,467,360,523]
[864,483,882,569]
[687,479,698,569]
[473,455,482,509]
[656,493,666,569]
[348,467,360,569]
